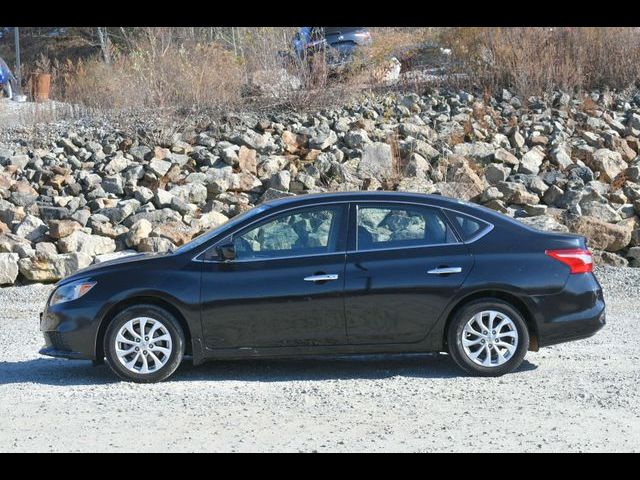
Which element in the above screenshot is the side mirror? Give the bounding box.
[216,242,236,262]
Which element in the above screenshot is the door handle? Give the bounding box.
[427,267,462,275]
[304,274,339,282]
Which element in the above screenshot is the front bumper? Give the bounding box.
[39,345,86,360]
[39,299,104,361]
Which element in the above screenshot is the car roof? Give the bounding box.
[263,191,474,210]
[260,191,526,229]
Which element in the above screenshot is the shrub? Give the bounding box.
[58,42,244,113]
[441,27,640,97]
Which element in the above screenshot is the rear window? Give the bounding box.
[446,211,491,242]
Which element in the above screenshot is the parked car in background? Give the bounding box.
[291,26,372,68]
[39,191,605,383]
[0,56,16,99]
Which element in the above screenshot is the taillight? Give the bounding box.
[545,249,593,274]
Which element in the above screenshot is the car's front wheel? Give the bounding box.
[104,305,184,383]
[447,299,529,376]
[2,82,12,99]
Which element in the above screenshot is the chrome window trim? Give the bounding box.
[347,242,464,253]
[194,250,347,264]
[348,241,461,255]
[464,222,494,243]
[191,198,495,263]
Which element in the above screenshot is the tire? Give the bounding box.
[2,82,12,99]
[104,304,185,383]
[447,299,529,377]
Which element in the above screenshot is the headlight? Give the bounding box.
[49,281,96,306]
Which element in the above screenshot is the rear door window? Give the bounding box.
[356,204,458,251]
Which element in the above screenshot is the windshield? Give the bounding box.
[173,204,272,255]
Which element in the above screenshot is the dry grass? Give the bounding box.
[9,27,640,121]
[47,27,361,115]
[56,42,244,113]
[441,27,640,97]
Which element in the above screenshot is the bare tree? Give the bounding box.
[96,27,111,63]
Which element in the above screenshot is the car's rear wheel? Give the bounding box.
[447,299,529,376]
[104,305,184,383]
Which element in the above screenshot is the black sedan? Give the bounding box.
[39,191,606,382]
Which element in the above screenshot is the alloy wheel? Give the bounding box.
[115,317,173,374]
[461,310,519,367]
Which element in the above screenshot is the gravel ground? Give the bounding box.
[0,266,639,452]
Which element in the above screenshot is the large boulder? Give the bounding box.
[518,146,546,175]
[58,231,117,256]
[169,183,208,205]
[192,211,229,233]
[148,159,172,177]
[124,209,182,228]
[433,156,484,201]
[485,163,511,185]
[281,131,308,154]
[550,146,574,170]
[93,250,139,264]
[14,215,47,242]
[591,250,629,267]
[452,142,495,162]
[258,188,296,203]
[248,68,301,99]
[494,148,519,167]
[269,170,291,191]
[496,182,540,205]
[565,215,632,252]
[517,215,569,233]
[589,148,627,183]
[48,219,82,239]
[18,252,92,282]
[579,196,622,223]
[149,221,196,246]
[124,219,153,248]
[231,129,277,154]
[344,129,371,149]
[138,237,175,253]
[0,252,20,285]
[0,199,25,225]
[237,146,258,175]
[357,142,394,179]
[309,130,338,151]
[0,233,32,255]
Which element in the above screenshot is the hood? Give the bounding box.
[57,252,169,286]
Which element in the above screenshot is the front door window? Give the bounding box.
[234,206,343,260]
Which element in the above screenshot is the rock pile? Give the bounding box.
[1,87,640,285]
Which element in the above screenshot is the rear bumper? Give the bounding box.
[536,301,605,347]
[532,273,606,348]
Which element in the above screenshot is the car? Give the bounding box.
[0,56,17,99]
[39,191,606,383]
[290,27,372,69]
